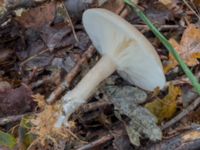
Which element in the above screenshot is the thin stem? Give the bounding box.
[67,55,116,101]
[55,56,116,127]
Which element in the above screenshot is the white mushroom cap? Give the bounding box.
[83,8,166,91]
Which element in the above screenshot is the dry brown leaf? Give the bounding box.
[15,2,56,29]
[193,0,200,7]
[165,24,200,73]
[101,0,124,14]
[159,0,179,9]
[145,83,181,123]
[0,0,4,6]
[0,84,34,117]
[159,0,173,6]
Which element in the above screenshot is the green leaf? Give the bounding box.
[0,130,17,149]
[124,0,200,95]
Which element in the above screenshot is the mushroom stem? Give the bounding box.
[56,55,116,127]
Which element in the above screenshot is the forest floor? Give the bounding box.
[0,0,200,149]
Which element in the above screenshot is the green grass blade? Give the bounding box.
[124,0,200,94]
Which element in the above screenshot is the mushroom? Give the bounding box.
[55,8,166,127]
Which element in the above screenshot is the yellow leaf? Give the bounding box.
[191,52,200,59]
[145,84,181,123]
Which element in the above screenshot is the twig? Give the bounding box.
[133,24,180,31]
[62,2,79,42]
[77,134,114,150]
[0,113,29,125]
[5,0,48,9]
[30,74,56,89]
[20,48,49,66]
[78,100,112,113]
[161,96,200,130]
[46,45,95,103]
[183,0,200,21]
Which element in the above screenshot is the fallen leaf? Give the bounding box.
[159,0,180,9]
[165,24,200,72]
[145,83,181,123]
[0,84,34,117]
[64,0,93,20]
[159,0,182,16]
[15,2,56,29]
[101,0,125,14]
[159,0,172,6]
[193,0,200,7]
[39,24,72,51]
[0,20,25,52]
[145,2,173,26]
[51,55,76,73]
[104,85,161,146]
[0,48,15,68]
[0,130,17,149]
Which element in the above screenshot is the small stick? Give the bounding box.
[183,0,200,21]
[62,2,79,42]
[78,100,112,113]
[161,96,200,130]
[77,134,114,150]
[46,45,95,103]
[0,113,29,125]
[133,24,180,31]
[20,48,49,66]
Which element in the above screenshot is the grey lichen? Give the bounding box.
[104,85,162,146]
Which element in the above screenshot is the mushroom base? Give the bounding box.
[55,55,117,128]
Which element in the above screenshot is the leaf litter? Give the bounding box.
[165,24,200,73]
[0,0,200,149]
